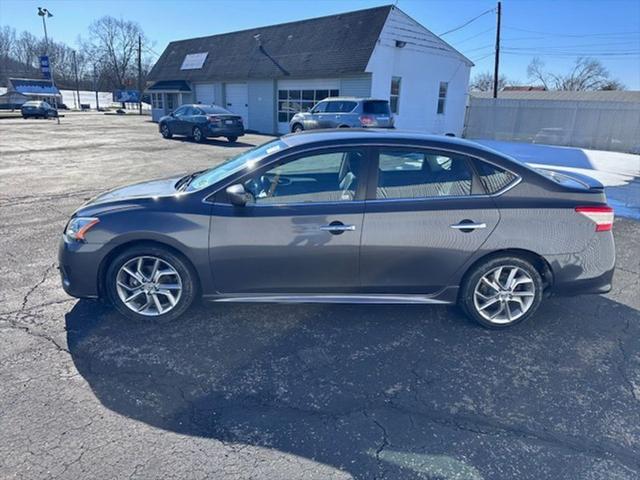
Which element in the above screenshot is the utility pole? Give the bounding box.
[493,1,502,99]
[73,50,80,109]
[93,63,100,110]
[138,35,142,115]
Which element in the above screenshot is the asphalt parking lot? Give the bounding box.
[1,113,639,480]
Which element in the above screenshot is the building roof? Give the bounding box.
[9,78,61,97]
[147,5,393,82]
[147,80,192,92]
[470,90,640,103]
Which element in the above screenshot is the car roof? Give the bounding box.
[281,129,496,152]
[319,97,388,102]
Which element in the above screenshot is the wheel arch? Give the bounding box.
[97,239,201,299]
[460,248,554,293]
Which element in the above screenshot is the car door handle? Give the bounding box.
[320,222,356,234]
[450,222,487,230]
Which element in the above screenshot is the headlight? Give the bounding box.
[65,217,100,242]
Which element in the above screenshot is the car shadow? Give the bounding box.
[65,293,640,478]
[169,136,256,148]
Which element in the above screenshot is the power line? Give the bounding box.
[453,27,495,45]
[503,26,640,38]
[440,8,495,36]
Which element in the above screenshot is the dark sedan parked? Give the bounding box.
[21,100,58,119]
[158,104,244,143]
[59,130,615,328]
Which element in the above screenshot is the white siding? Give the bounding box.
[366,7,471,135]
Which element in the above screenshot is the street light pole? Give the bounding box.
[37,7,59,123]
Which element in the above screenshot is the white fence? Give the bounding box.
[464,97,640,153]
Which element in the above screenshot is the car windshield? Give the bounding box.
[363,101,390,114]
[199,105,231,115]
[186,139,288,191]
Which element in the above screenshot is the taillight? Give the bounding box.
[359,114,375,127]
[208,116,222,126]
[576,206,614,232]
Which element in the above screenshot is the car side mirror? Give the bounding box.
[226,184,250,207]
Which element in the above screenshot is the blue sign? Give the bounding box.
[113,90,141,103]
[39,56,51,79]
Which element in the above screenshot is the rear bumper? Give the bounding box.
[206,125,245,137]
[546,231,616,296]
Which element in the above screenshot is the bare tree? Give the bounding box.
[0,25,16,57]
[85,16,146,89]
[470,72,513,92]
[527,57,624,91]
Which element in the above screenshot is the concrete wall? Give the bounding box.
[366,7,471,135]
[465,97,640,153]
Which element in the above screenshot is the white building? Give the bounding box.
[146,5,472,135]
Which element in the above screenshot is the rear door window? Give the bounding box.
[376,149,473,199]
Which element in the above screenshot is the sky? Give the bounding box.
[1,0,639,89]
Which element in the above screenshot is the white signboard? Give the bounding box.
[181,52,208,70]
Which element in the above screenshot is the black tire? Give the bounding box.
[459,255,544,329]
[160,123,172,139]
[192,126,204,143]
[291,123,304,133]
[105,245,197,323]
[226,136,238,143]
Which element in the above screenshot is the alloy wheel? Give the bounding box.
[116,256,183,316]
[473,265,536,324]
[193,128,202,142]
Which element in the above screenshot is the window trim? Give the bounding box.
[211,146,373,207]
[390,76,401,114]
[203,142,521,205]
[437,81,448,115]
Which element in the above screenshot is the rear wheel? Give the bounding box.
[459,255,543,329]
[105,245,197,323]
[192,126,204,143]
[160,123,172,139]
[226,136,238,143]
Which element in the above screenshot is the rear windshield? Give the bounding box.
[363,101,390,115]
[535,168,590,190]
[23,101,41,107]
[199,105,231,115]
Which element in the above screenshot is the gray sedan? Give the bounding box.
[158,104,244,143]
[59,130,615,328]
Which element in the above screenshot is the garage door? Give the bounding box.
[225,83,249,128]
[194,83,216,105]
[276,78,340,134]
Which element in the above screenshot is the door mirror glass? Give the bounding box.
[226,184,250,206]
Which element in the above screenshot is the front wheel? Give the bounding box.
[105,245,197,323]
[459,256,543,329]
[160,123,172,139]
[192,126,204,143]
[291,123,304,133]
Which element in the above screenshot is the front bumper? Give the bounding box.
[58,236,104,299]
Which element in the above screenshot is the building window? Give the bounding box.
[151,93,164,109]
[277,88,339,123]
[437,82,448,114]
[390,77,401,114]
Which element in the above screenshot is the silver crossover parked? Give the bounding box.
[59,130,615,328]
[289,97,394,132]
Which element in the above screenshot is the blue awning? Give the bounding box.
[147,80,191,92]
[9,78,60,96]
